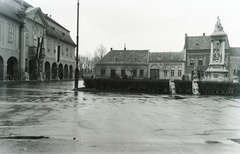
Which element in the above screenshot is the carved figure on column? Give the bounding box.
[214,16,224,32]
[213,41,221,62]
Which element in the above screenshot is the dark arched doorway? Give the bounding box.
[64,64,68,79]
[0,56,3,81]
[45,61,50,80]
[52,63,57,79]
[29,59,37,80]
[58,63,63,80]
[69,65,73,79]
[7,57,19,80]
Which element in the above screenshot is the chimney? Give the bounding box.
[203,33,205,36]
[110,48,113,51]
[124,43,126,50]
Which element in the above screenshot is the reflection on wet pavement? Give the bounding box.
[0,81,240,153]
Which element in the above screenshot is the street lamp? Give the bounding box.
[74,0,80,89]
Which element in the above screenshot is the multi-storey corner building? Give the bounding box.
[184,17,240,81]
[0,0,76,81]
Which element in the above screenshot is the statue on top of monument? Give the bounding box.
[214,16,224,32]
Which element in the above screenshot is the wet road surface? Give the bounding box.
[0,81,240,153]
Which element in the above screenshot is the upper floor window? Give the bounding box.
[66,47,69,57]
[139,70,144,78]
[171,69,174,77]
[33,35,38,47]
[121,69,125,77]
[0,22,2,41]
[70,49,73,58]
[164,69,168,78]
[133,70,137,77]
[198,59,203,66]
[62,44,64,56]
[178,69,182,77]
[190,58,194,66]
[101,69,106,77]
[25,33,29,46]
[8,24,14,43]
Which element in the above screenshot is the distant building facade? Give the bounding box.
[148,52,185,80]
[95,49,149,79]
[0,0,76,81]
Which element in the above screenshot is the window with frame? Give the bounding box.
[25,33,29,46]
[47,40,51,53]
[70,49,73,58]
[139,70,144,78]
[133,69,137,77]
[190,58,194,66]
[66,47,69,57]
[171,69,174,77]
[164,69,168,77]
[101,69,106,77]
[8,24,14,43]
[62,44,64,56]
[198,59,203,66]
[0,22,2,41]
[33,35,38,47]
[121,69,125,77]
[178,69,182,77]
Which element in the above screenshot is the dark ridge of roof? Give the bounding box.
[186,35,230,50]
[230,47,240,56]
[149,52,185,62]
[45,14,70,32]
[12,0,32,8]
[46,26,76,46]
[99,50,149,64]
[0,1,22,23]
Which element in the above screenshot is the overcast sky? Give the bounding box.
[26,0,240,56]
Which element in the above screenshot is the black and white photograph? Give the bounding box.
[0,0,240,153]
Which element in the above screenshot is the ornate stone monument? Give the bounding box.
[205,17,229,81]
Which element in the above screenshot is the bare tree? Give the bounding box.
[93,44,107,63]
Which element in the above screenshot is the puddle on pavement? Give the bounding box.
[0,136,49,140]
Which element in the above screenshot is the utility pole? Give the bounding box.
[74,0,80,89]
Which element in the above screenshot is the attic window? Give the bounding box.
[115,57,118,61]
[195,43,199,48]
[158,55,162,60]
[62,33,65,36]
[134,57,137,60]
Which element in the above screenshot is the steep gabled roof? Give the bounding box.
[230,47,240,57]
[185,35,230,50]
[25,7,48,27]
[149,52,185,63]
[0,1,22,23]
[98,50,149,65]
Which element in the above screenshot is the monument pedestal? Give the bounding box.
[205,63,228,82]
[205,17,229,82]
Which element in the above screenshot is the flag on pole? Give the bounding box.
[56,45,60,62]
[38,37,44,59]
[36,37,41,59]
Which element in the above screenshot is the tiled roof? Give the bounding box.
[149,52,185,62]
[186,35,230,50]
[98,50,149,64]
[0,1,22,22]
[230,47,240,56]
[46,26,76,46]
